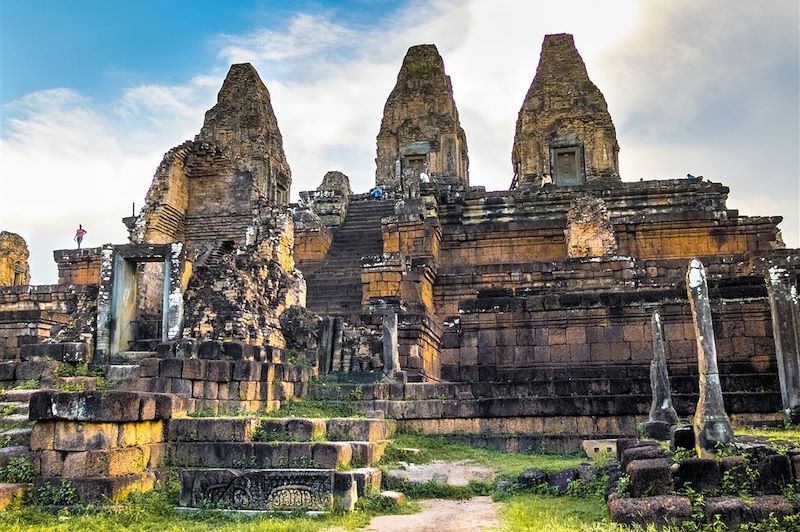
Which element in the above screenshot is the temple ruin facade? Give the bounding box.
[0,34,798,513]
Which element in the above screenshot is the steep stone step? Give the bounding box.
[168,440,386,469]
[0,427,31,447]
[0,402,28,416]
[111,351,155,364]
[165,417,395,444]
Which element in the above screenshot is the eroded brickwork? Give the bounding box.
[512,34,619,187]
[0,231,30,286]
[376,45,469,189]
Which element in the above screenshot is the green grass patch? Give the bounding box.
[381,432,586,476]
[259,398,362,419]
[498,492,608,531]
[735,426,800,447]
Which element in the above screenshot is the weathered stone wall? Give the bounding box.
[54,247,104,285]
[376,45,469,189]
[440,291,775,382]
[0,285,96,361]
[512,33,619,187]
[197,63,291,206]
[0,231,30,286]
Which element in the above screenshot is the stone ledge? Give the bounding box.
[29,391,191,422]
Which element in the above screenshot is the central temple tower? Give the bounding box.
[375,44,469,190]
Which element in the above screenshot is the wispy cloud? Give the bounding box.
[1,0,797,283]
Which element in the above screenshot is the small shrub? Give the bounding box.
[32,479,78,506]
[0,456,35,483]
[13,379,39,390]
[0,404,19,416]
[614,474,630,497]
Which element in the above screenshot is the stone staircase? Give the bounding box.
[301,197,395,321]
[170,415,394,511]
[308,363,783,453]
[107,350,154,384]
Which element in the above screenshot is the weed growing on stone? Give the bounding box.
[259,398,362,419]
[0,403,19,416]
[0,456,35,483]
[13,379,39,390]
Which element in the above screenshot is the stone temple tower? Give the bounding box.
[375,44,469,190]
[512,34,620,188]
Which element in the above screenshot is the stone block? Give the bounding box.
[627,458,673,498]
[222,341,249,360]
[720,455,749,486]
[757,454,793,495]
[670,426,695,451]
[38,449,65,476]
[750,495,794,521]
[198,340,223,360]
[705,496,752,528]
[641,420,671,441]
[351,467,382,496]
[29,421,55,450]
[175,339,198,359]
[674,458,721,491]
[622,445,665,470]
[53,421,118,451]
[206,360,233,382]
[62,342,89,364]
[179,469,334,510]
[582,439,617,460]
[83,447,147,477]
[518,467,548,488]
[181,358,206,380]
[170,378,192,395]
[137,358,160,378]
[313,442,352,468]
[158,359,183,378]
[609,495,691,527]
[30,391,147,422]
[333,471,357,512]
[0,483,26,511]
[15,360,46,381]
[155,342,175,358]
[232,360,261,381]
[35,473,155,503]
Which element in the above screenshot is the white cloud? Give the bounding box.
[1,0,797,283]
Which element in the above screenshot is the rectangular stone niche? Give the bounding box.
[179,468,334,511]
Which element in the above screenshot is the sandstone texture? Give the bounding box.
[512,33,619,187]
[376,44,469,189]
[0,231,29,287]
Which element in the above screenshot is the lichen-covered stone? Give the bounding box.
[512,34,619,187]
[376,44,468,189]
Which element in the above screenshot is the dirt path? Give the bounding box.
[363,496,500,531]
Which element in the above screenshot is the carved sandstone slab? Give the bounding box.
[179,468,334,511]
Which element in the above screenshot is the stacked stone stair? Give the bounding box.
[309,363,782,453]
[301,197,395,320]
[170,415,394,511]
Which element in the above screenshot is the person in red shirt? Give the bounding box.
[74,225,87,249]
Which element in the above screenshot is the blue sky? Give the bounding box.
[1,0,403,103]
[1,0,798,283]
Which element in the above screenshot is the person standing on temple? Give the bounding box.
[74,225,87,249]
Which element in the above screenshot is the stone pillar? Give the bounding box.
[764,263,800,423]
[686,259,735,457]
[382,311,400,378]
[643,310,679,439]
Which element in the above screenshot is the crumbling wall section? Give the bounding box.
[0,231,30,286]
[566,193,617,258]
[512,34,619,187]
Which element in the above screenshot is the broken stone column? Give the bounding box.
[382,311,400,378]
[764,263,800,423]
[642,310,679,440]
[686,259,735,457]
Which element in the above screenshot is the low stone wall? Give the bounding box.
[0,284,96,361]
[53,247,104,286]
[28,390,191,502]
[128,355,313,414]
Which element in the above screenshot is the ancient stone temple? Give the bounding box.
[0,33,798,513]
[0,232,29,287]
[512,33,619,188]
[375,44,469,190]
